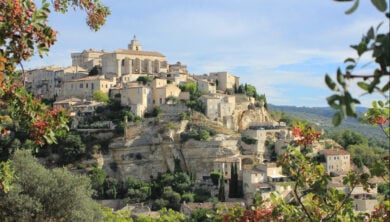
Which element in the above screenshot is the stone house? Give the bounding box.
[197,78,216,94]
[209,71,239,92]
[213,156,242,180]
[71,49,104,71]
[169,61,188,75]
[27,65,61,99]
[199,95,235,121]
[61,75,115,100]
[242,163,291,200]
[152,82,181,106]
[27,65,89,100]
[120,84,152,117]
[319,149,350,175]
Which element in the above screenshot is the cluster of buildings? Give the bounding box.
[26,36,241,119]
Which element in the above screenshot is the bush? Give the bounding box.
[193,188,211,203]
[210,171,222,186]
[181,192,195,203]
[242,136,257,145]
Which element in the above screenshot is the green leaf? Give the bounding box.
[345,64,355,70]
[345,0,359,14]
[357,82,369,91]
[332,112,342,126]
[378,100,384,107]
[381,82,389,92]
[327,94,340,109]
[366,27,375,40]
[336,68,345,85]
[325,74,339,91]
[371,0,388,12]
[344,58,355,64]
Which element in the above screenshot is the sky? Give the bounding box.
[25,0,389,107]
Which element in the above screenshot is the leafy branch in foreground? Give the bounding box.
[326,0,389,127]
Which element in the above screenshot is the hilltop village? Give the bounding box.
[26,36,379,217]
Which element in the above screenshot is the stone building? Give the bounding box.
[242,163,291,200]
[120,84,152,117]
[61,75,115,100]
[197,78,216,94]
[71,49,105,71]
[168,61,188,74]
[27,65,88,100]
[101,36,168,76]
[199,95,235,121]
[319,149,350,174]
[209,71,239,92]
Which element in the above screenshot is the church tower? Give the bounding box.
[128,35,142,51]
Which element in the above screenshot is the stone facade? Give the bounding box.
[61,75,115,100]
[71,49,104,71]
[209,71,239,92]
[319,149,350,174]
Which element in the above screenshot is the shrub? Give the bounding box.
[241,136,257,145]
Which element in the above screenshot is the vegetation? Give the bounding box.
[93,90,109,104]
[0,150,102,221]
[181,124,216,141]
[137,76,154,85]
[241,136,257,145]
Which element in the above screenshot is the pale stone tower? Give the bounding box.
[128,35,142,51]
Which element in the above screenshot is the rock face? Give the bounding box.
[108,103,282,182]
[109,121,240,181]
[236,106,276,131]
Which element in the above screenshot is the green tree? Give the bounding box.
[0,150,102,221]
[89,65,101,75]
[93,90,109,104]
[329,129,368,148]
[55,132,86,164]
[89,167,107,199]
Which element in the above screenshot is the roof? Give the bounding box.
[113,49,165,57]
[319,149,350,156]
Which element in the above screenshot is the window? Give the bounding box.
[91,83,94,89]
[86,83,88,88]
[80,83,83,88]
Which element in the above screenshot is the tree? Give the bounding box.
[55,132,86,164]
[0,150,102,221]
[93,90,109,104]
[89,167,107,199]
[89,65,101,76]
[0,0,109,146]
[326,0,389,130]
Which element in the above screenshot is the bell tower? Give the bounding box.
[128,35,142,51]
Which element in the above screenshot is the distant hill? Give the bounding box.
[268,104,389,148]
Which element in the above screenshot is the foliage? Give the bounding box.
[93,90,109,104]
[102,206,133,222]
[189,208,216,222]
[210,171,222,186]
[325,0,389,127]
[180,81,197,95]
[89,65,101,75]
[181,124,215,142]
[137,76,154,85]
[53,132,86,164]
[328,129,367,148]
[0,161,13,193]
[241,136,257,145]
[193,188,211,203]
[89,167,106,198]
[228,163,242,198]
[0,0,109,146]
[0,150,102,221]
[347,143,387,167]
[360,100,390,138]
[137,208,186,222]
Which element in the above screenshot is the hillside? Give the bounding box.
[268,104,389,149]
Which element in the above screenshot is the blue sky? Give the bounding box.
[25,0,388,107]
